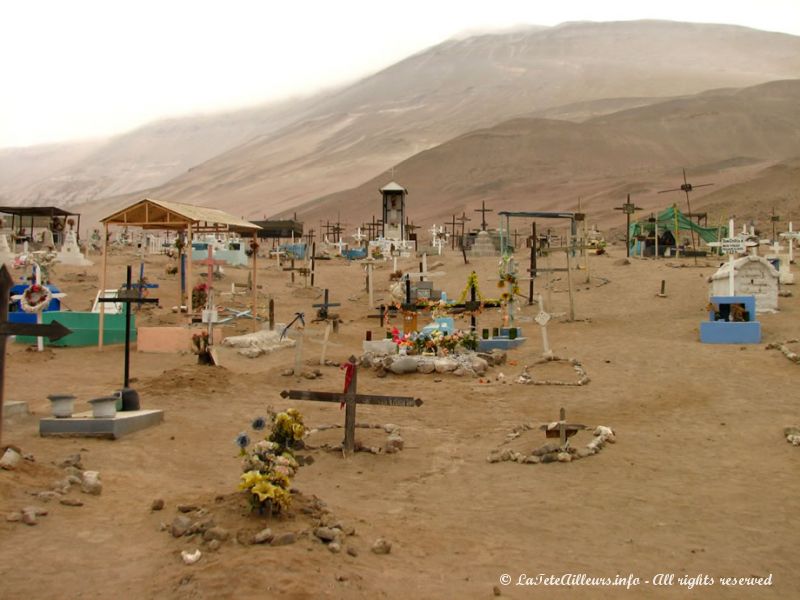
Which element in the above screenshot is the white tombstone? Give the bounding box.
[56,230,93,266]
[708,255,779,312]
[0,234,14,266]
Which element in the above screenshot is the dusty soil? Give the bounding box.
[1,244,798,599]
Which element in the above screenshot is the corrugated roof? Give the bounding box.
[0,206,79,217]
[100,198,260,231]
[380,181,407,193]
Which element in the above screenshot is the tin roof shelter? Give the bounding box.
[97,198,261,349]
[0,206,83,241]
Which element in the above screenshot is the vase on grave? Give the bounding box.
[47,394,76,418]
[117,387,140,411]
[482,329,489,340]
[509,328,518,340]
[88,396,118,418]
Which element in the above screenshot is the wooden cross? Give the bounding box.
[368,304,398,329]
[0,265,71,447]
[303,229,316,247]
[198,245,225,294]
[614,195,643,258]
[98,265,159,388]
[280,356,422,456]
[283,258,310,285]
[475,201,493,231]
[539,407,587,449]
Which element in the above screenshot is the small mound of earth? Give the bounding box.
[304,424,404,454]
[139,366,230,394]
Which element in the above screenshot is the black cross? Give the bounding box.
[281,356,422,456]
[614,194,643,258]
[367,304,398,328]
[475,201,493,231]
[0,265,71,447]
[312,289,340,321]
[98,265,159,388]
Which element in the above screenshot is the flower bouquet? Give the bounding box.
[236,409,306,516]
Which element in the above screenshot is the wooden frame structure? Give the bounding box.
[98,198,261,349]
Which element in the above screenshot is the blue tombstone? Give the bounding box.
[8,284,62,325]
[699,295,761,344]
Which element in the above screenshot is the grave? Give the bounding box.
[39,409,164,439]
[469,230,498,257]
[281,356,422,456]
[55,229,92,266]
[708,255,779,313]
[477,327,525,352]
[700,295,761,344]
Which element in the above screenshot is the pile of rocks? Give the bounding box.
[4,452,100,526]
[515,356,590,386]
[487,425,616,464]
[304,423,405,455]
[221,327,295,358]
[161,493,392,565]
[361,349,506,378]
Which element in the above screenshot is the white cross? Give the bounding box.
[352,227,366,244]
[535,294,553,358]
[11,262,66,352]
[333,239,347,255]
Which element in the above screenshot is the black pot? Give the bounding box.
[117,387,140,411]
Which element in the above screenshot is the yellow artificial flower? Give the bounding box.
[239,470,264,490]
[292,423,305,440]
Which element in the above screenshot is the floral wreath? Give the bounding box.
[21,284,52,313]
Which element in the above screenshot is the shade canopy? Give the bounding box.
[629,205,725,244]
[100,198,260,233]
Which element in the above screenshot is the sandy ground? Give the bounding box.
[0,243,798,600]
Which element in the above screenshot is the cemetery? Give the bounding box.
[0,185,798,599]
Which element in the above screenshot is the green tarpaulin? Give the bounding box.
[629,205,726,246]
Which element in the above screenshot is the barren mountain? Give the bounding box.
[7,20,800,223]
[290,79,800,235]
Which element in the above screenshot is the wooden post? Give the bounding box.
[268,298,275,331]
[186,225,194,313]
[252,232,258,332]
[311,242,316,287]
[98,223,109,350]
[343,356,357,456]
[294,329,304,377]
[559,407,567,448]
[529,222,537,305]
[566,234,576,321]
[367,262,374,308]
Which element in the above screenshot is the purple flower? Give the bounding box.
[235,432,250,448]
[251,416,266,431]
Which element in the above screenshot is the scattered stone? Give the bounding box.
[181,549,202,565]
[64,466,83,478]
[522,455,540,464]
[328,541,342,553]
[24,506,48,517]
[557,452,572,463]
[371,538,392,555]
[532,443,560,457]
[151,499,165,511]
[177,503,198,513]
[0,448,21,470]
[36,491,61,502]
[385,434,404,452]
[80,471,102,495]
[433,357,458,373]
[171,515,193,538]
[22,453,35,462]
[271,532,297,546]
[470,356,489,375]
[207,539,221,552]
[188,516,216,535]
[493,584,502,596]
[347,546,358,557]
[540,453,558,464]
[6,512,22,522]
[58,453,83,469]
[281,368,294,376]
[22,511,37,526]
[336,573,349,582]
[253,528,274,544]
[785,427,800,446]
[314,526,340,543]
[59,498,84,507]
[202,526,230,542]
[67,475,82,486]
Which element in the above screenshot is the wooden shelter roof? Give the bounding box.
[100,198,260,232]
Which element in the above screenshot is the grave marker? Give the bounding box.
[0,265,71,447]
[280,356,422,455]
[539,407,587,449]
[98,265,159,388]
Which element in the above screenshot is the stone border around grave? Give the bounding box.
[784,427,800,446]
[361,349,506,378]
[515,356,590,386]
[487,424,615,464]
[766,340,800,364]
[303,423,404,455]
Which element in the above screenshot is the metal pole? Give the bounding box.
[98,223,109,350]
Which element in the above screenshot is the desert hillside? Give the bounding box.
[5,21,800,222]
[290,79,800,235]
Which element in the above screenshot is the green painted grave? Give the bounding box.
[15,312,134,347]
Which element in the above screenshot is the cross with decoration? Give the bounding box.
[11,261,67,352]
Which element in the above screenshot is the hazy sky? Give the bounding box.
[2,0,799,149]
